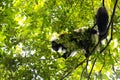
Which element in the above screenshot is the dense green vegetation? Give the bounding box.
[0,0,120,79]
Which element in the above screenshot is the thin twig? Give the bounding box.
[99,59,105,80]
[98,53,106,80]
[117,5,120,9]
[60,59,86,80]
[87,58,97,80]
[100,22,113,53]
[102,0,105,7]
[99,53,106,73]
[60,54,86,80]
[100,14,114,53]
[89,39,101,56]
[106,0,118,32]
[80,58,89,80]
[112,64,117,75]
[60,70,72,80]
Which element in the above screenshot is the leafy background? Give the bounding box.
[0,0,120,79]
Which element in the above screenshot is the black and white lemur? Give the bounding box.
[51,0,109,59]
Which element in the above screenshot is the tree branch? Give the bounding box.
[102,0,105,7]
[80,58,89,80]
[60,59,86,80]
[107,0,118,32]
[87,58,97,80]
